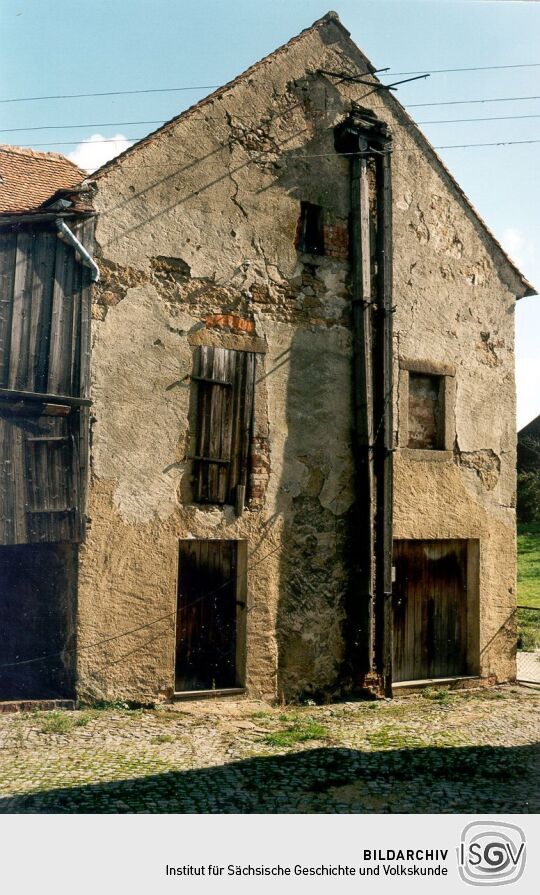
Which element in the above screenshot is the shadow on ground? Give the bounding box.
[1,743,538,814]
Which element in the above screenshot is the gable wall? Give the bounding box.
[76,20,518,702]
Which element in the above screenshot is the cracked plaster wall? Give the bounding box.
[77,19,521,702]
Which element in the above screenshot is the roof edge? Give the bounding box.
[380,96,537,297]
[90,11,358,180]
[87,11,535,297]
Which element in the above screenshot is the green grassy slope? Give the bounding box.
[517,523,540,608]
[517,523,540,650]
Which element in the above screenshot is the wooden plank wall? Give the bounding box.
[0,219,93,545]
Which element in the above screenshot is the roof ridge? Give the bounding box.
[0,143,82,170]
[87,11,534,296]
[91,11,348,179]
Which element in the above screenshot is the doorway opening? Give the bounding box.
[175,539,247,693]
[0,543,77,700]
[392,539,479,683]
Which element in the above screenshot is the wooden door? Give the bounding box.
[176,540,239,691]
[392,539,468,682]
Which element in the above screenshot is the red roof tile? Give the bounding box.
[0,145,84,213]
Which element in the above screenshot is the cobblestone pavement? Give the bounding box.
[0,685,538,813]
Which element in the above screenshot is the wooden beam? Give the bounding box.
[0,387,91,407]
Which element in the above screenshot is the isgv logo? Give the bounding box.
[458,822,526,887]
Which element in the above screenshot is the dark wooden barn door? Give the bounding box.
[0,543,77,699]
[176,540,240,692]
[392,539,468,682]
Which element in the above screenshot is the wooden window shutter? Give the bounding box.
[192,346,256,509]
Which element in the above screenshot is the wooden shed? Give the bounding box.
[0,147,93,699]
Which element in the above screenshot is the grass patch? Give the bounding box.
[39,711,76,734]
[250,711,272,720]
[38,710,96,734]
[262,719,328,748]
[517,523,540,608]
[421,688,452,704]
[366,727,425,750]
[151,734,175,745]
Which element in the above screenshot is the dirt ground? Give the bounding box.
[0,684,538,813]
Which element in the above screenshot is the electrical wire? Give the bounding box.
[0,542,281,670]
[4,111,540,134]
[12,137,540,150]
[407,94,540,108]
[0,85,221,104]
[386,62,540,75]
[1,67,540,104]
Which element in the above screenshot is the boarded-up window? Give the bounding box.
[191,346,256,506]
[408,372,443,449]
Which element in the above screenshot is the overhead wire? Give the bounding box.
[0,542,282,670]
[4,111,540,134]
[385,62,540,75]
[1,60,540,104]
[12,137,540,150]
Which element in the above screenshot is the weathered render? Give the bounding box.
[0,14,533,704]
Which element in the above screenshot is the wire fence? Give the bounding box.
[517,606,540,684]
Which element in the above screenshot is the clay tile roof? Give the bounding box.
[0,145,84,213]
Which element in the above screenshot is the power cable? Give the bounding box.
[12,137,540,150]
[0,542,281,670]
[407,94,540,108]
[0,86,221,104]
[4,111,540,134]
[386,62,540,75]
[1,66,540,104]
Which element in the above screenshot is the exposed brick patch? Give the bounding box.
[0,699,75,714]
[323,219,349,259]
[205,314,255,333]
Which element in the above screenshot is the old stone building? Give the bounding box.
[0,13,534,704]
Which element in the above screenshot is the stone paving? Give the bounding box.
[0,685,538,813]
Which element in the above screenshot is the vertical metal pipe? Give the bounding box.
[350,148,376,676]
[375,149,394,696]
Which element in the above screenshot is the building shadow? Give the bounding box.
[1,743,537,814]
